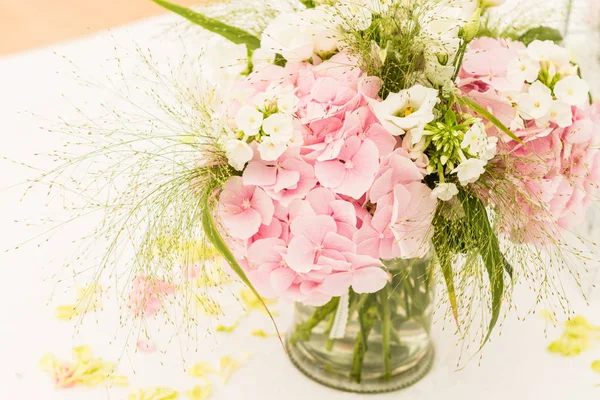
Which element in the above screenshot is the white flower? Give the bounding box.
[336,1,373,31]
[257,137,288,161]
[431,183,459,201]
[538,101,573,127]
[526,40,570,69]
[261,8,339,61]
[452,158,487,186]
[554,76,590,107]
[517,81,553,120]
[276,91,300,115]
[507,55,540,84]
[479,136,498,162]
[420,0,479,40]
[225,139,253,171]
[461,120,486,155]
[424,37,460,86]
[262,113,294,140]
[251,47,276,68]
[369,85,439,142]
[235,106,263,136]
[201,40,248,85]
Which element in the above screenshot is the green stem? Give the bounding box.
[350,296,376,383]
[324,313,336,351]
[289,297,339,345]
[380,285,392,381]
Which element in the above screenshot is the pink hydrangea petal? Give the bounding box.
[305,187,336,215]
[330,200,357,227]
[271,169,301,193]
[270,267,296,295]
[248,238,285,267]
[221,208,262,239]
[315,159,346,188]
[250,187,275,225]
[351,267,389,293]
[320,272,354,296]
[322,231,356,253]
[286,235,317,273]
[290,215,337,240]
[243,162,277,187]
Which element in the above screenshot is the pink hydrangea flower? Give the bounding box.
[286,215,355,274]
[247,238,296,298]
[353,207,400,260]
[315,136,380,198]
[218,176,274,239]
[304,187,358,239]
[320,253,389,296]
[242,151,318,207]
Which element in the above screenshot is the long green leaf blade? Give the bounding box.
[432,209,460,326]
[458,191,505,346]
[201,205,284,345]
[152,0,260,50]
[457,95,523,144]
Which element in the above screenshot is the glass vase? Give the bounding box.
[286,256,434,393]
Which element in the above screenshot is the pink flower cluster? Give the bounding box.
[459,38,600,237]
[217,53,436,305]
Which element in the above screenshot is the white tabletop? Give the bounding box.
[1,11,600,400]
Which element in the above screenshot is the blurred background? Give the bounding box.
[0,0,198,55]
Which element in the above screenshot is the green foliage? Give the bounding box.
[151,0,260,51]
[457,190,506,346]
[201,203,283,344]
[298,0,316,7]
[346,5,426,97]
[519,26,563,46]
[457,95,523,144]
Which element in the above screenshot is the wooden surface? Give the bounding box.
[0,0,199,55]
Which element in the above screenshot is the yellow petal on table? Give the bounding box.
[548,315,600,357]
[40,346,128,389]
[216,321,239,333]
[219,354,251,383]
[185,383,212,400]
[128,387,179,400]
[239,289,277,314]
[187,361,217,378]
[55,284,103,320]
[250,329,279,338]
[592,360,600,374]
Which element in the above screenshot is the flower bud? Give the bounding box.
[460,7,481,42]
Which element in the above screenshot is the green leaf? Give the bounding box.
[298,0,317,7]
[151,0,260,51]
[458,190,505,346]
[457,95,523,144]
[519,26,563,46]
[201,205,283,345]
[432,209,460,326]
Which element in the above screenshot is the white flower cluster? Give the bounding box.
[225,85,302,170]
[510,40,590,128]
[452,120,497,187]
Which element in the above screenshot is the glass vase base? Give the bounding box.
[286,341,435,394]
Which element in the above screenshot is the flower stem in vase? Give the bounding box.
[350,295,377,383]
[289,297,339,345]
[380,285,393,380]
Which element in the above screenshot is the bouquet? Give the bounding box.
[46,0,599,393]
